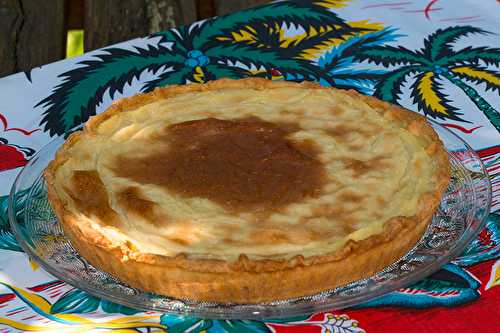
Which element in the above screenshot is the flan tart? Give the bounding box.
[45,78,450,303]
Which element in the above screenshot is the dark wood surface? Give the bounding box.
[0,0,22,77]
[0,0,269,77]
[196,0,215,19]
[215,0,269,16]
[67,0,84,30]
[84,0,197,51]
[0,0,66,76]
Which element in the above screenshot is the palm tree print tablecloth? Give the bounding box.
[0,1,499,332]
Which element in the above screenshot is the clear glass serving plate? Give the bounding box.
[9,121,491,319]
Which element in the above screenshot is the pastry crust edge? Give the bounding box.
[44,78,450,303]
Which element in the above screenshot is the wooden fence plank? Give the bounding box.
[0,0,269,77]
[17,0,66,72]
[67,0,84,30]
[0,0,66,77]
[84,0,196,52]
[148,0,197,31]
[214,0,269,16]
[0,0,22,77]
[84,0,147,52]
[196,0,215,19]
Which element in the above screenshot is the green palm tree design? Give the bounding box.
[160,314,310,333]
[0,191,32,252]
[0,194,22,252]
[36,0,376,137]
[49,288,141,315]
[355,26,500,132]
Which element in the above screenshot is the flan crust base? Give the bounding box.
[45,78,450,303]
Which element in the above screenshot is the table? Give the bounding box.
[0,1,499,332]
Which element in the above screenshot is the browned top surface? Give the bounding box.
[67,170,120,227]
[112,117,326,213]
[46,79,449,262]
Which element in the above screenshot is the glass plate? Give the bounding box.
[9,121,491,319]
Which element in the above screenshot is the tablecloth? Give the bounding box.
[0,0,499,332]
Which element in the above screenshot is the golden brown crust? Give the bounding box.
[62,213,428,303]
[45,78,450,303]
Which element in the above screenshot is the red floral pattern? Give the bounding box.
[0,141,29,171]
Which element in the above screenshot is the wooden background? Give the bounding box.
[0,0,269,78]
